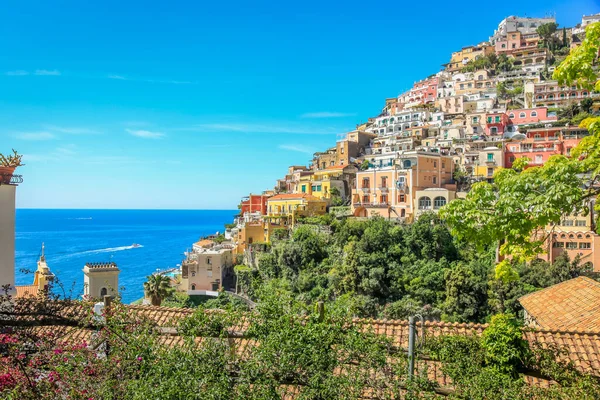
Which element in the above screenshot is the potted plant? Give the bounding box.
[0,149,24,184]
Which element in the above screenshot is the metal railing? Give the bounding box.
[0,174,23,185]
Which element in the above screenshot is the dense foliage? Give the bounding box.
[237,214,591,322]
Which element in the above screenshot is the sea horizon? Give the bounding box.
[15,209,238,304]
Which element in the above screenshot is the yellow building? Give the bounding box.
[445,43,494,72]
[267,193,327,221]
[473,146,504,181]
[297,165,357,201]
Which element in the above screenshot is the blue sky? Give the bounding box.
[1,0,597,209]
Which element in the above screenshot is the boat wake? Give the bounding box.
[77,245,143,255]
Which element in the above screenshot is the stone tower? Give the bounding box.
[33,243,55,292]
[83,262,120,300]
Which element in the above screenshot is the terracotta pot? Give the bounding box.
[0,166,15,184]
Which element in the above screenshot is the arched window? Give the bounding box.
[548,94,554,99]
[519,112,526,118]
[577,234,583,239]
[586,234,591,239]
[569,234,574,239]
[418,196,432,210]
[571,92,577,97]
[191,284,196,290]
[191,271,196,277]
[583,92,589,97]
[560,93,565,98]
[100,287,107,297]
[433,196,447,209]
[403,160,411,169]
[561,234,566,238]
[490,127,498,134]
[531,111,537,117]
[509,113,515,118]
[537,95,543,100]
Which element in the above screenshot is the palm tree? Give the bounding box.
[143,274,173,306]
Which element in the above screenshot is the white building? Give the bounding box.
[490,16,556,44]
[573,14,600,35]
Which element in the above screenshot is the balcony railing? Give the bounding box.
[0,174,23,185]
[354,202,390,208]
[378,186,389,192]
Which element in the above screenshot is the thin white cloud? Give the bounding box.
[300,112,356,118]
[126,129,165,139]
[34,69,61,76]
[5,70,29,76]
[186,122,340,135]
[55,145,77,155]
[44,125,99,135]
[278,144,314,154]
[108,74,195,85]
[14,131,57,141]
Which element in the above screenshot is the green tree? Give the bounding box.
[537,22,559,50]
[143,274,174,306]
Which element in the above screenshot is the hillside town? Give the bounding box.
[3,9,600,398]
[173,13,600,297]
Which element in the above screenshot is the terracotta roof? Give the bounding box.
[5,300,600,389]
[519,276,600,331]
[194,239,214,248]
[268,193,324,201]
[14,285,39,298]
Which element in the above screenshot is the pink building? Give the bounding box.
[507,107,557,126]
[405,76,439,105]
[504,126,588,168]
[485,112,509,135]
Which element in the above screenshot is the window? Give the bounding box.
[301,185,306,193]
[562,219,574,226]
[487,153,494,162]
[509,156,516,163]
[519,112,526,118]
[433,161,437,168]
[473,127,478,133]
[207,257,212,265]
[398,194,405,202]
[552,242,564,248]
[472,117,479,123]
[490,127,498,134]
[191,284,196,290]
[531,111,537,117]
[535,155,543,164]
[501,44,506,49]
[566,242,578,249]
[418,197,432,210]
[487,117,492,123]
[442,162,446,168]
[487,167,494,177]
[330,161,335,166]
[362,195,369,203]
[362,178,369,188]
[380,194,388,204]
[341,147,344,154]
[433,196,446,209]
[509,113,515,118]
[576,220,587,227]
[495,116,501,123]
[580,242,592,249]
[381,177,387,188]
[433,176,437,184]
[100,287,107,297]
[583,92,588,97]
[403,160,411,168]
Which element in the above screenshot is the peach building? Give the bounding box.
[444,43,494,72]
[538,208,600,271]
[181,241,234,293]
[352,151,455,221]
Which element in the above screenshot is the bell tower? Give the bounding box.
[33,243,55,292]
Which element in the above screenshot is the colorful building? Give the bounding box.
[267,193,327,220]
[297,165,357,202]
[504,126,588,168]
[444,43,494,72]
[352,151,455,221]
[239,193,271,216]
[181,241,233,293]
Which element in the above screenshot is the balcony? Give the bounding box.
[360,186,370,192]
[378,186,389,193]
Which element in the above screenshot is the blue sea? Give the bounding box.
[15,209,237,304]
